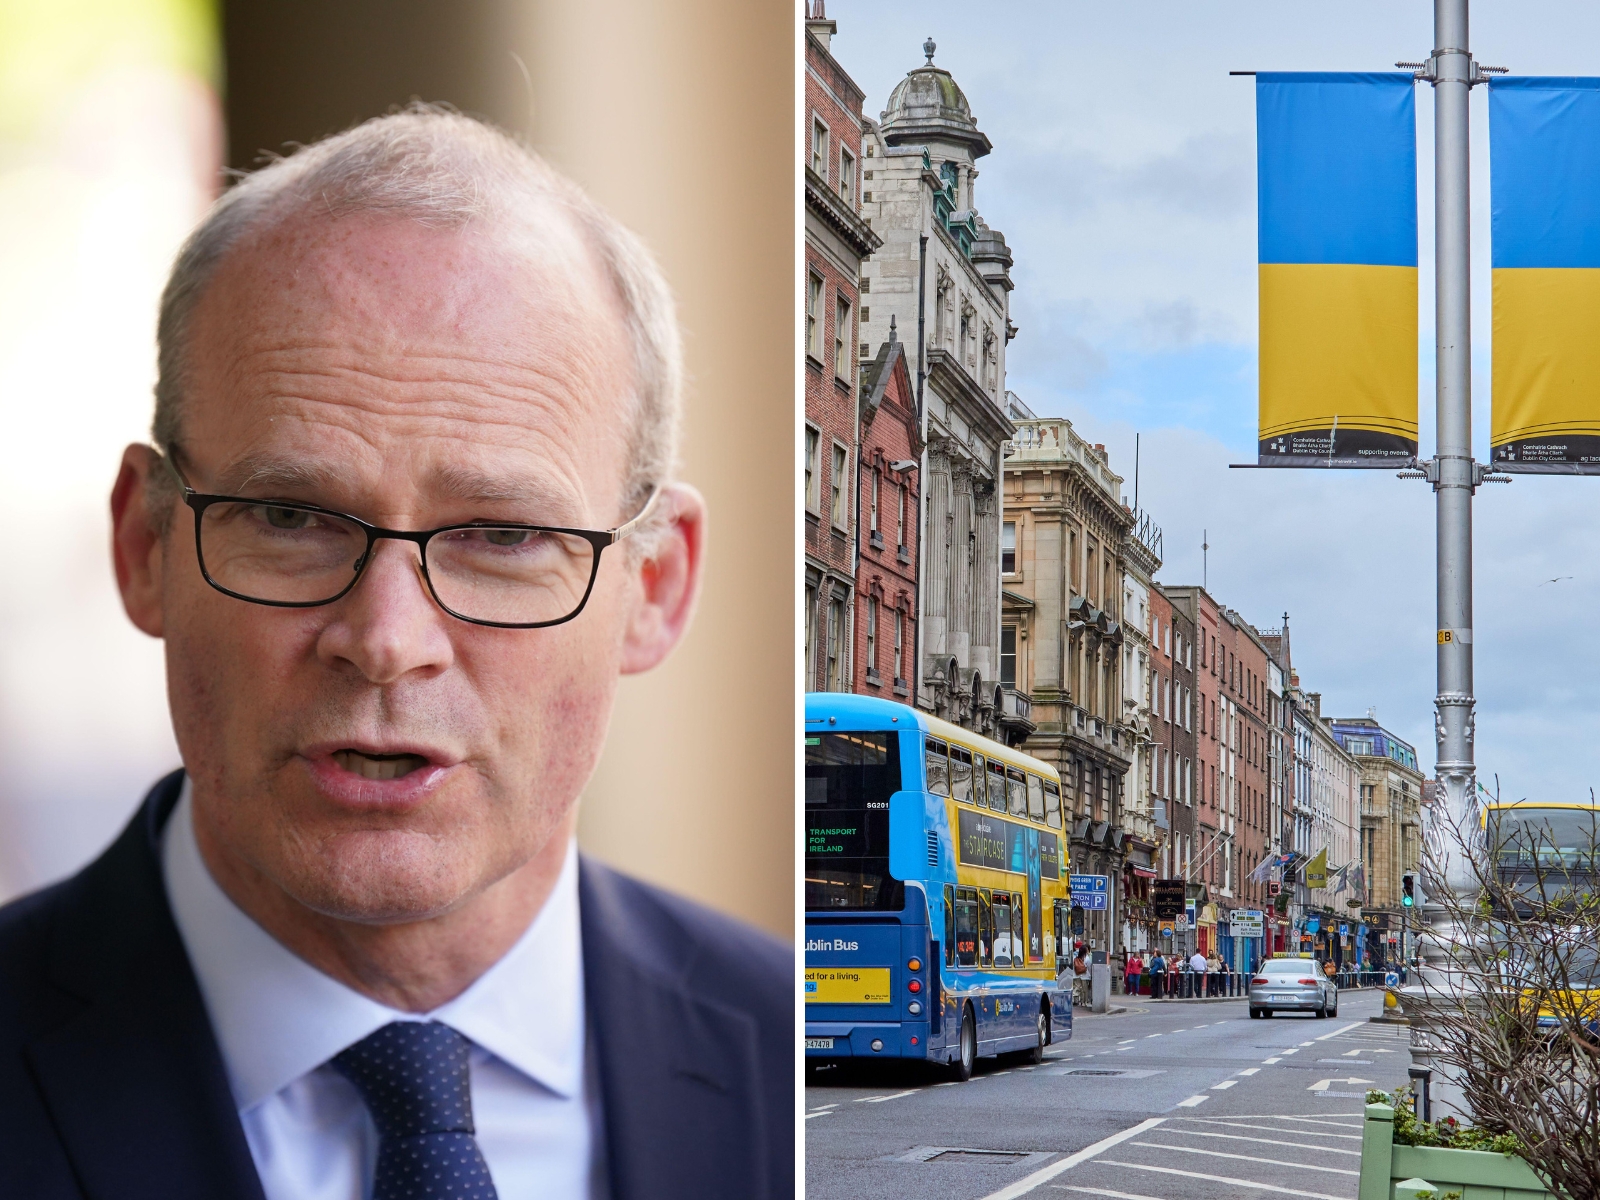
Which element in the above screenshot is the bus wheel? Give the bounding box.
[948,1006,976,1082]
[1024,1007,1046,1065]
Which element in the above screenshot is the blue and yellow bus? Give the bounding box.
[1484,799,1600,916]
[805,693,1073,1081]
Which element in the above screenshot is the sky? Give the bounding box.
[832,1,1600,803]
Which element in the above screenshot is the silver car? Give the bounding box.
[1249,957,1338,1018]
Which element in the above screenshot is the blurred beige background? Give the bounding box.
[0,0,794,937]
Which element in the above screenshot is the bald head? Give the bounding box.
[154,104,679,518]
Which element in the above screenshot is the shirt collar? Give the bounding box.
[162,776,585,1112]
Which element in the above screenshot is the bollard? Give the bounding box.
[1090,962,1110,1013]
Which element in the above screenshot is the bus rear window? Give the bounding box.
[1044,779,1062,828]
[805,731,904,911]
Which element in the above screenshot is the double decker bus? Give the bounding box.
[1484,799,1600,915]
[805,693,1072,1081]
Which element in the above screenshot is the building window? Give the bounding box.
[835,296,851,379]
[870,468,880,533]
[1000,624,1017,686]
[806,274,822,360]
[1001,521,1016,574]
[804,425,820,513]
[894,609,904,681]
[896,481,906,548]
[866,597,878,673]
[839,147,854,204]
[831,442,849,529]
[804,584,816,689]
[811,118,828,179]
[826,594,845,690]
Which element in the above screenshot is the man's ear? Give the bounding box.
[618,483,706,675]
[111,443,168,639]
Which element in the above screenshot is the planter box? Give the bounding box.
[1358,1102,1556,1200]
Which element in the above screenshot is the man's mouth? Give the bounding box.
[330,749,431,781]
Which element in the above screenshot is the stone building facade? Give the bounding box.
[803,12,880,691]
[858,39,1014,734]
[1327,716,1423,969]
[1119,509,1163,957]
[1001,414,1136,958]
[1290,690,1361,961]
[851,325,921,698]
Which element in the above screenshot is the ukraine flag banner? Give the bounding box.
[1490,77,1600,472]
[1256,73,1418,467]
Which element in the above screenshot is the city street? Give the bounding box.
[805,988,1409,1200]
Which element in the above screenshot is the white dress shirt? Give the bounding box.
[161,779,605,1200]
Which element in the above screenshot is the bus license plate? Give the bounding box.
[806,1037,834,1050]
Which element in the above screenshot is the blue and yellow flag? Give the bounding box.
[1490,78,1600,471]
[1256,73,1418,467]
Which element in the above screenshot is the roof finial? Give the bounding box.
[889,313,898,343]
[923,36,936,65]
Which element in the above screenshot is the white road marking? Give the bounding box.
[1278,1049,1298,1056]
[1118,1039,1138,1044]
[1262,1057,1283,1064]
[1210,1080,1237,1090]
[807,1103,837,1111]
[1274,1115,1364,1129]
[1340,1049,1362,1057]
[859,1090,916,1103]
[1096,1159,1350,1200]
[804,1111,832,1119]
[1313,1021,1364,1042]
[973,1118,1168,1200]
[1179,1118,1360,1141]
[1144,1033,1162,1038]
[1175,1095,1209,1107]
[1159,1128,1361,1156]
[1306,1077,1371,1092]
[1056,1187,1165,1200]
[1127,1141,1359,1176]
[1237,1067,1260,1076]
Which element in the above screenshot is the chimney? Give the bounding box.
[1307,692,1322,719]
[806,1,836,51]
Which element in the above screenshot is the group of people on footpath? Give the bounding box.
[1121,949,1243,999]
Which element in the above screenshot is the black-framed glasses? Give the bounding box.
[160,449,657,629]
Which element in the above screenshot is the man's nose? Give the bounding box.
[315,538,455,683]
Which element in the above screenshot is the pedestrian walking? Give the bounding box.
[1206,950,1222,997]
[1124,951,1144,996]
[1189,949,1208,999]
[1149,950,1167,1000]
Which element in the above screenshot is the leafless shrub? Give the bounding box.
[1402,791,1600,1200]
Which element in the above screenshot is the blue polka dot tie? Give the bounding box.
[332,1021,500,1200]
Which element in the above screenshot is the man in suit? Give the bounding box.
[0,107,793,1200]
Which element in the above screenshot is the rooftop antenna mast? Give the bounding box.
[1202,529,1209,590]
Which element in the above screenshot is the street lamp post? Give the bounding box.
[1403,0,1497,1119]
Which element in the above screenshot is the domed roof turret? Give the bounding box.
[880,38,993,160]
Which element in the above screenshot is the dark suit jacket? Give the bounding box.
[0,772,794,1199]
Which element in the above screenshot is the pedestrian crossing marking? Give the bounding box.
[1096,1158,1350,1200]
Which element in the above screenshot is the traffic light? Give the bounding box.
[1402,873,1415,907]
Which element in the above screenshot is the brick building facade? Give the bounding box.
[803,9,880,691]
[1146,584,1197,959]
[851,326,920,697]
